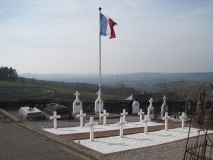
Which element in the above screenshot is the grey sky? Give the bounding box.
[1,0,213,74]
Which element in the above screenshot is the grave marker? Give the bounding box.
[19,106,45,120]
[162,112,170,131]
[45,103,69,119]
[116,117,127,138]
[121,109,128,121]
[132,100,140,114]
[147,98,154,119]
[76,110,86,127]
[95,91,103,124]
[100,110,109,126]
[94,91,103,112]
[73,91,82,114]
[50,111,61,129]
[142,115,150,134]
[180,112,187,129]
[161,95,168,118]
[138,109,144,123]
[85,117,98,141]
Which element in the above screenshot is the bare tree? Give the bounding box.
[116,75,126,100]
[159,81,169,96]
[159,79,200,101]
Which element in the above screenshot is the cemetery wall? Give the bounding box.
[0,99,193,115]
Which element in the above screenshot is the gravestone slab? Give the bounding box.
[73,91,82,114]
[161,95,168,118]
[19,106,45,120]
[147,98,154,120]
[132,100,140,114]
[44,103,70,119]
[95,91,103,113]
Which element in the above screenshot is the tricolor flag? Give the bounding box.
[100,13,117,39]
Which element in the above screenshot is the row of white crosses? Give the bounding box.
[49,96,188,141]
[162,112,187,130]
[50,109,187,135]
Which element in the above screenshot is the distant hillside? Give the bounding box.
[0,81,117,100]
[20,72,213,91]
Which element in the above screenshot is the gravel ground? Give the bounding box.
[5,109,213,160]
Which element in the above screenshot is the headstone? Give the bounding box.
[147,98,154,120]
[141,115,150,134]
[132,100,140,114]
[95,91,103,113]
[161,95,168,118]
[44,103,69,119]
[85,117,98,141]
[162,112,170,131]
[100,110,109,126]
[50,111,61,129]
[76,110,86,127]
[116,117,127,138]
[73,91,82,114]
[138,109,144,123]
[19,106,45,120]
[121,109,128,121]
[180,112,187,129]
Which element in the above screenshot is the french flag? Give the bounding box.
[100,13,117,39]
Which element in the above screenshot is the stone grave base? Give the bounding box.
[19,107,45,120]
[44,104,72,119]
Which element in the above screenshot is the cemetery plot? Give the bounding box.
[19,106,45,120]
[73,128,213,154]
[44,103,70,119]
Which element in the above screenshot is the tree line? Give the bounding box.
[0,66,18,82]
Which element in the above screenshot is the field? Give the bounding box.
[0,81,117,100]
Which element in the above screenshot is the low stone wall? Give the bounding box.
[0,99,193,115]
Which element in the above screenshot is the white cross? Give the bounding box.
[180,112,187,129]
[74,91,80,99]
[100,110,109,126]
[85,117,98,141]
[121,109,128,121]
[116,117,127,138]
[161,95,167,118]
[162,112,170,131]
[50,111,61,129]
[142,115,150,134]
[138,109,144,123]
[76,110,86,127]
[149,98,153,104]
[163,95,167,101]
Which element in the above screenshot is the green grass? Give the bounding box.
[45,87,117,99]
[0,81,117,99]
[0,81,49,98]
[0,80,36,88]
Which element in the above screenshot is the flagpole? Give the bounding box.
[98,7,102,124]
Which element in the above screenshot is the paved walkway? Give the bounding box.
[0,113,84,160]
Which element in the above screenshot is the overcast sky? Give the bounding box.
[1,0,213,74]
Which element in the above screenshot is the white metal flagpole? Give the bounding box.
[98,7,102,124]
